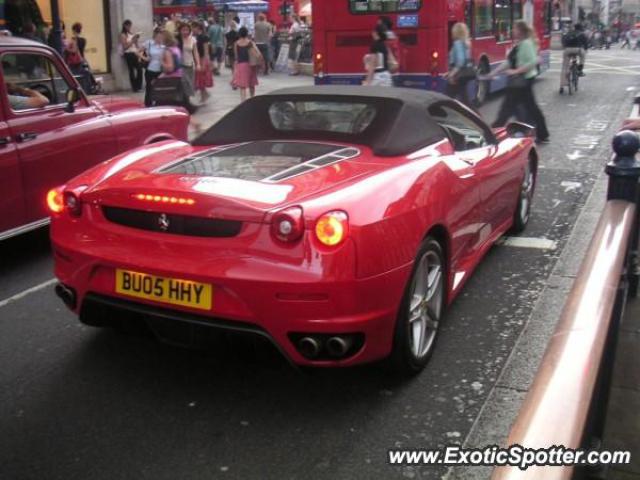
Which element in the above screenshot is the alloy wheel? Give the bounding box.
[407,250,443,359]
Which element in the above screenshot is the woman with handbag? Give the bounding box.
[177,22,199,103]
[232,27,261,102]
[487,20,550,144]
[445,23,475,107]
[141,28,165,107]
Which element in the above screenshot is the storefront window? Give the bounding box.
[473,0,493,37]
[37,0,108,73]
[349,0,422,14]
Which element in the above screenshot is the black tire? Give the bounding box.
[511,157,536,234]
[474,59,490,107]
[389,237,445,376]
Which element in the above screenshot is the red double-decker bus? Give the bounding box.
[312,0,552,104]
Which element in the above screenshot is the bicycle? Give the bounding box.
[566,54,579,95]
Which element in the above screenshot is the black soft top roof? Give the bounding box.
[193,86,449,156]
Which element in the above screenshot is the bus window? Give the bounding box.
[543,0,552,35]
[349,0,422,14]
[512,0,523,22]
[494,0,512,41]
[465,0,473,32]
[473,0,493,37]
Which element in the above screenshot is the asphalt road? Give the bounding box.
[1,49,639,480]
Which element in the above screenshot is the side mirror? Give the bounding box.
[65,88,80,113]
[505,121,536,139]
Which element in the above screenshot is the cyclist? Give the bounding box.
[560,23,588,94]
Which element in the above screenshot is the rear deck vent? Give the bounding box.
[102,206,242,238]
[263,147,360,182]
[158,141,360,184]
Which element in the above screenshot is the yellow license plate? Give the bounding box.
[115,269,212,311]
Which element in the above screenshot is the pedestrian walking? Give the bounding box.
[363,25,394,87]
[288,14,303,75]
[141,27,165,107]
[487,20,550,144]
[207,16,224,75]
[67,22,100,94]
[63,23,84,72]
[445,22,474,107]
[164,13,177,36]
[621,29,632,49]
[269,20,280,71]
[120,20,143,92]
[177,22,199,102]
[232,26,260,102]
[71,22,86,58]
[254,14,272,75]
[225,21,239,73]
[378,16,401,71]
[154,29,196,115]
[193,22,214,103]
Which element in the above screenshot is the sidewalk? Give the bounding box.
[603,295,640,479]
[109,69,312,137]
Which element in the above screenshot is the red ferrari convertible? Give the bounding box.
[49,87,538,374]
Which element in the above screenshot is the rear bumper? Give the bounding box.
[51,218,411,367]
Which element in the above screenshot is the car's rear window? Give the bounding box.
[268,101,377,134]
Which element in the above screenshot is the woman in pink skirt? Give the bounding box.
[233,26,261,102]
[193,21,214,103]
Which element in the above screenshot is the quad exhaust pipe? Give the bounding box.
[298,336,321,359]
[55,283,77,309]
[326,336,354,358]
[295,334,358,360]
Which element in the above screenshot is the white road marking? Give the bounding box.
[566,150,586,160]
[627,86,637,91]
[0,278,57,309]
[497,237,557,250]
[561,181,583,192]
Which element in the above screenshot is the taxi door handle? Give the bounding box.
[0,136,11,146]
[16,132,38,142]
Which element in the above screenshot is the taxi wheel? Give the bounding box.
[390,237,445,376]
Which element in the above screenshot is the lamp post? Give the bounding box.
[50,0,63,54]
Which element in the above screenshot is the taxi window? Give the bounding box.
[1,53,72,110]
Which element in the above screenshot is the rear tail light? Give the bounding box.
[314,52,324,76]
[271,206,304,243]
[315,211,349,247]
[64,191,82,217]
[46,187,65,214]
[46,185,86,217]
[431,50,440,69]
